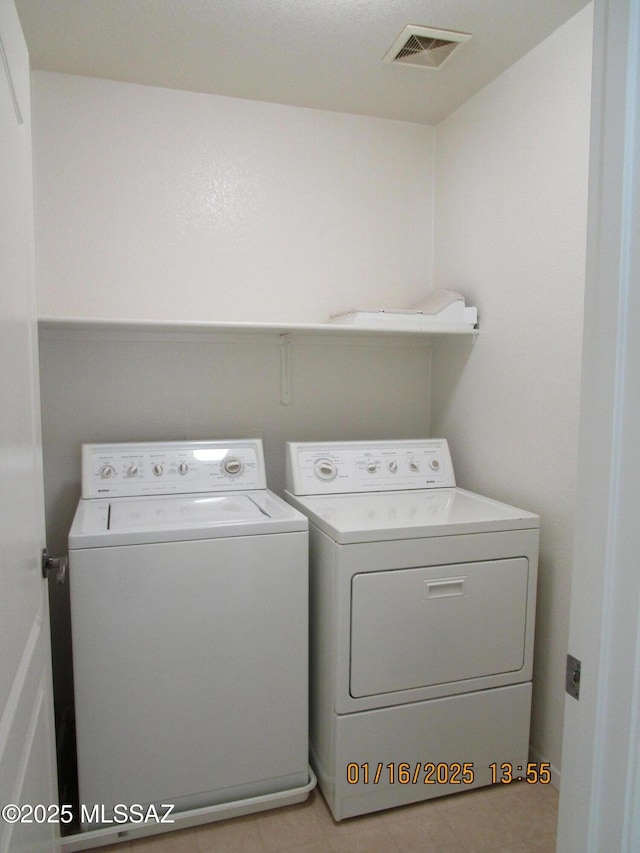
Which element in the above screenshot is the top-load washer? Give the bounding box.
[285,439,540,820]
[68,439,312,840]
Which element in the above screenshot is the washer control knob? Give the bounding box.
[409,461,419,472]
[223,457,243,476]
[388,461,398,473]
[152,463,164,477]
[366,462,378,474]
[99,464,115,479]
[126,465,139,478]
[430,459,441,471]
[178,462,189,475]
[315,459,337,481]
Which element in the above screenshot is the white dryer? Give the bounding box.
[68,439,312,836]
[285,439,539,820]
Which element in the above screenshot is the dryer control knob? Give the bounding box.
[366,462,378,474]
[409,461,419,472]
[388,461,398,473]
[315,459,337,481]
[430,459,441,471]
[99,465,115,479]
[178,462,189,475]
[152,463,164,477]
[126,465,139,478]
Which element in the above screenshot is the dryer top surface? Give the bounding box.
[285,487,539,544]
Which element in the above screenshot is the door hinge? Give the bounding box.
[566,654,581,700]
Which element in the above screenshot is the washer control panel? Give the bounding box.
[285,440,455,496]
[82,439,266,498]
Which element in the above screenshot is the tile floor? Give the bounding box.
[77,781,558,853]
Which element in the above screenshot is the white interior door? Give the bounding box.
[557,0,640,850]
[0,2,59,851]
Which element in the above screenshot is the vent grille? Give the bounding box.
[383,26,471,70]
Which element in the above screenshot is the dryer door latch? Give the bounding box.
[566,654,581,700]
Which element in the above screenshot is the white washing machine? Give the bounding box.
[68,439,312,834]
[284,439,539,820]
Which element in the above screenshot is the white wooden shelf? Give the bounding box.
[38,317,478,340]
[38,317,477,407]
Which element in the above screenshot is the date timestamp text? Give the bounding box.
[346,761,552,786]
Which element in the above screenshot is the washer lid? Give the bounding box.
[69,490,307,548]
[285,487,538,544]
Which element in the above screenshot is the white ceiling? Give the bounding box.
[15,0,591,126]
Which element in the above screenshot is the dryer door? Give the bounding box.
[350,558,529,697]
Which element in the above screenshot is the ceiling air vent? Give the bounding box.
[383,25,472,70]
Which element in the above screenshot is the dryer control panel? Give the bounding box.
[286,440,455,495]
[82,439,266,498]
